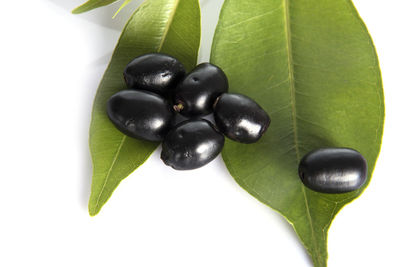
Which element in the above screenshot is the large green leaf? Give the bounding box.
[211,0,384,266]
[88,0,201,216]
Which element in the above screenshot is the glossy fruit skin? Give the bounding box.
[107,90,173,142]
[298,148,368,193]
[173,63,228,117]
[161,119,225,170]
[213,93,271,143]
[123,53,185,96]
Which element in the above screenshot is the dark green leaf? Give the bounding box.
[211,0,384,266]
[88,0,201,216]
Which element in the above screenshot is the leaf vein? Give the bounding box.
[93,135,127,212]
[221,6,282,30]
[157,0,180,52]
[283,0,322,264]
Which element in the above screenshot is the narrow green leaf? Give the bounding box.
[88,0,201,216]
[112,0,132,18]
[211,0,384,266]
[72,0,120,14]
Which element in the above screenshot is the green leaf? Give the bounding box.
[211,0,384,266]
[112,0,132,18]
[88,0,201,216]
[72,0,120,14]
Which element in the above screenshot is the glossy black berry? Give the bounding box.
[173,63,228,117]
[123,53,185,96]
[161,119,225,170]
[298,148,368,193]
[213,93,271,143]
[107,90,173,142]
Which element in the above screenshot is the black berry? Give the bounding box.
[123,53,185,96]
[107,90,173,141]
[213,93,271,143]
[161,119,225,170]
[298,148,368,193]
[173,63,228,117]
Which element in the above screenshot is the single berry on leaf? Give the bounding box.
[298,148,368,193]
[213,93,271,143]
[161,119,225,170]
[107,90,173,142]
[173,63,228,117]
[123,53,185,96]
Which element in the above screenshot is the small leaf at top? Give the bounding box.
[72,0,120,14]
[88,0,201,216]
[211,0,384,266]
[112,0,132,18]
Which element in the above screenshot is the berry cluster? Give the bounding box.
[106,53,368,194]
[107,53,271,170]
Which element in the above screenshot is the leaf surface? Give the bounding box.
[88,0,200,216]
[211,0,384,266]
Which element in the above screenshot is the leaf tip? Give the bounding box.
[88,202,101,217]
[89,210,99,217]
[112,0,131,19]
[71,6,84,14]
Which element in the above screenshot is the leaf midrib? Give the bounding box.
[93,135,127,211]
[92,0,181,213]
[282,0,321,264]
[158,0,180,51]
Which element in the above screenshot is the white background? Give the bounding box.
[0,0,399,266]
